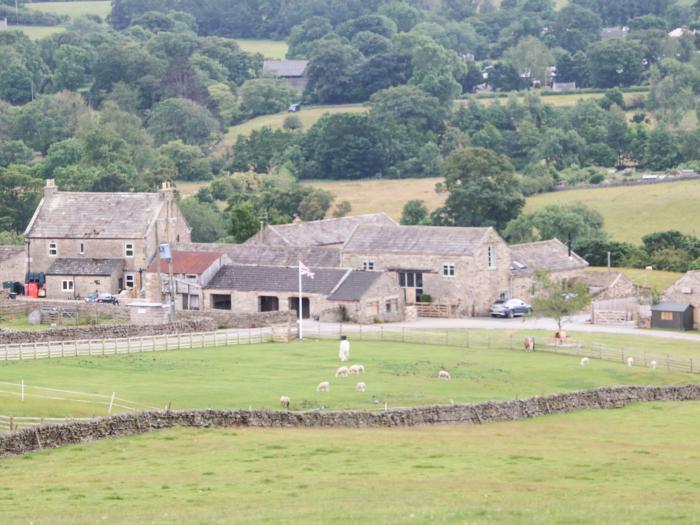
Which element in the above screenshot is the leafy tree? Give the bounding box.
[52,44,94,91]
[489,62,524,91]
[228,201,260,243]
[555,51,590,87]
[239,78,291,118]
[643,125,681,170]
[552,4,602,54]
[298,188,334,220]
[503,202,606,244]
[408,38,463,105]
[304,41,363,103]
[39,138,83,179]
[504,36,554,86]
[159,140,212,181]
[332,200,352,218]
[0,164,42,233]
[283,115,303,130]
[351,50,413,100]
[287,16,333,58]
[206,82,240,125]
[0,140,33,168]
[433,147,523,230]
[230,127,297,173]
[147,97,219,146]
[178,196,228,242]
[352,31,391,57]
[531,270,591,332]
[586,39,646,88]
[378,1,422,32]
[400,199,430,225]
[646,59,700,126]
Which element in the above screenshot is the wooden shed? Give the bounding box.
[651,302,694,331]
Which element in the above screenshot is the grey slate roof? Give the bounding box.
[25,191,164,239]
[46,258,124,276]
[206,265,383,301]
[248,213,398,247]
[177,243,342,267]
[652,302,693,313]
[263,60,308,77]
[510,239,588,276]
[343,225,492,256]
[327,271,382,301]
[0,245,23,262]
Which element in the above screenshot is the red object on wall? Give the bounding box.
[26,282,38,298]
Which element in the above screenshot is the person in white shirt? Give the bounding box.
[339,335,350,362]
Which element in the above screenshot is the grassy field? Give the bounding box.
[0,338,693,418]
[235,38,288,59]
[469,90,645,108]
[525,180,700,243]
[589,266,682,291]
[25,1,111,19]
[303,177,444,220]
[3,402,700,524]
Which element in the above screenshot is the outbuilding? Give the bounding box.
[651,302,694,331]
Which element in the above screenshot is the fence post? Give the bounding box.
[9,416,13,432]
[190,332,194,349]
[381,326,384,341]
[47,341,51,359]
[19,343,23,361]
[33,342,37,360]
[102,339,106,357]
[140,336,144,353]
[108,392,115,414]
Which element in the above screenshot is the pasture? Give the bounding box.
[14,1,111,39]
[235,38,288,59]
[0,338,693,418]
[525,179,700,243]
[588,266,682,291]
[303,177,444,220]
[3,402,700,524]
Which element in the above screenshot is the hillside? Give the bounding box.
[525,180,700,244]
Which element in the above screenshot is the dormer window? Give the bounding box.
[48,242,57,256]
[125,242,134,257]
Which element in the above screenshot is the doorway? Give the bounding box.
[289,297,310,319]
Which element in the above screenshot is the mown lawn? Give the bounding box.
[0,339,691,418]
[235,38,288,59]
[525,179,700,243]
[3,402,700,524]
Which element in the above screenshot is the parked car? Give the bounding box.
[85,292,119,305]
[288,103,301,112]
[489,298,531,318]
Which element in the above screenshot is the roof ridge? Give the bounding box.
[328,268,353,296]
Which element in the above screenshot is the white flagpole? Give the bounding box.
[298,262,303,340]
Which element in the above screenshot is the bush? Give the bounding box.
[588,172,605,184]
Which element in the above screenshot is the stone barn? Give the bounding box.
[0,246,25,285]
[263,59,309,93]
[662,270,700,329]
[45,258,124,299]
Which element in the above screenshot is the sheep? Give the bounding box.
[650,360,658,369]
[316,381,330,392]
[335,366,349,378]
[523,337,535,352]
[627,357,634,367]
[279,395,290,408]
[438,370,451,380]
[356,382,367,392]
[580,357,590,366]
[349,364,365,374]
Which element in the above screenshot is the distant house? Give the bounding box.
[204,265,404,323]
[509,239,589,300]
[662,271,700,329]
[600,26,629,40]
[263,60,309,93]
[668,27,697,38]
[177,242,342,268]
[144,250,229,310]
[246,213,398,248]
[24,180,191,297]
[578,270,641,300]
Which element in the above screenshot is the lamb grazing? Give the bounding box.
[650,360,658,369]
[356,382,367,392]
[523,337,535,352]
[316,381,330,392]
[580,357,590,366]
[335,366,349,378]
[279,395,290,408]
[438,370,451,380]
[349,364,365,374]
[627,357,634,367]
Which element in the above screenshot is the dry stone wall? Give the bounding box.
[2,384,699,457]
[0,319,215,345]
[178,309,292,329]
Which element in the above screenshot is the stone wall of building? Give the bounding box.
[2,384,698,457]
[0,319,215,345]
[0,248,26,285]
[178,309,292,329]
[45,273,121,299]
[510,268,588,302]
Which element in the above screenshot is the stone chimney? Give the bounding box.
[44,179,57,199]
[158,180,175,201]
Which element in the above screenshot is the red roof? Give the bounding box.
[146,250,223,275]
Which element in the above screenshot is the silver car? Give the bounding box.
[489,298,532,318]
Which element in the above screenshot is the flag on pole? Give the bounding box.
[299,261,315,279]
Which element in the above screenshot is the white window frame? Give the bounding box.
[442,262,455,277]
[61,280,73,292]
[79,243,85,255]
[363,260,375,271]
[125,274,135,288]
[487,245,497,269]
[48,242,58,257]
[124,242,134,257]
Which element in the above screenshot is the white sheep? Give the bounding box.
[335,366,349,378]
[349,364,365,374]
[580,357,590,366]
[650,360,657,369]
[316,381,330,392]
[438,370,451,380]
[627,357,634,367]
[356,382,367,392]
[279,395,290,408]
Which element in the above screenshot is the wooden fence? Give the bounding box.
[0,328,272,362]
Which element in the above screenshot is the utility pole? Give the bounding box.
[165,198,176,322]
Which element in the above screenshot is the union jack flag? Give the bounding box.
[299,261,315,279]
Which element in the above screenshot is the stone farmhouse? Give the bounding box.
[24,180,191,299]
[262,59,309,93]
[509,239,589,300]
[662,271,700,329]
[340,224,512,316]
[204,264,404,323]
